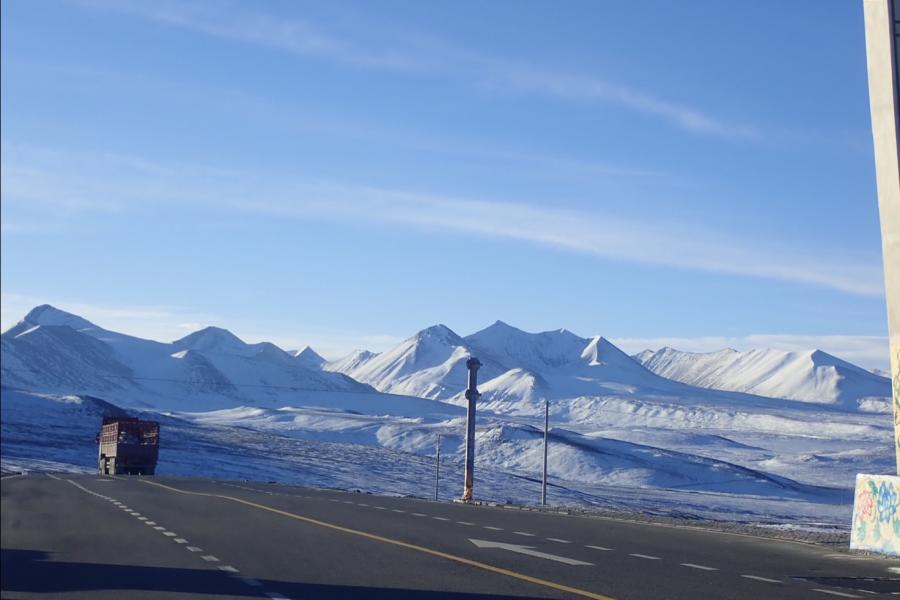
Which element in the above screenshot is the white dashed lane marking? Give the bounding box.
[79,477,822,599]
[812,590,864,598]
[741,575,782,584]
[62,478,297,600]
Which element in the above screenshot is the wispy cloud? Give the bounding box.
[76,0,420,71]
[73,0,757,140]
[0,144,884,298]
[495,67,761,141]
[612,333,890,371]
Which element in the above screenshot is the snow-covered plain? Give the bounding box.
[1,305,894,530]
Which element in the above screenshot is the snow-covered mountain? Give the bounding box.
[6,306,885,416]
[634,346,890,410]
[324,349,377,374]
[325,319,681,406]
[449,321,685,412]
[3,306,895,525]
[292,346,327,370]
[324,319,888,414]
[328,324,507,400]
[1,305,373,411]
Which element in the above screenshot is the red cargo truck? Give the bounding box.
[97,416,160,475]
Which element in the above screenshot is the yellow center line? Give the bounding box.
[140,479,615,600]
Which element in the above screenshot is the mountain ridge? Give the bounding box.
[2,305,888,413]
[634,346,890,409]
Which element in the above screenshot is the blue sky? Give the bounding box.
[0,0,891,368]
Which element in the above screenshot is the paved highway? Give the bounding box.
[2,473,898,599]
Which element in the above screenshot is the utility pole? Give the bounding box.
[434,434,441,501]
[541,398,549,507]
[462,357,481,503]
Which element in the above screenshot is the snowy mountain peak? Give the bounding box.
[636,346,890,407]
[22,304,96,331]
[326,323,506,400]
[323,349,377,374]
[581,336,629,365]
[484,319,518,332]
[172,326,247,353]
[293,346,326,369]
[414,324,463,344]
[466,321,589,371]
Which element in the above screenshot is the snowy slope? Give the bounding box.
[635,347,891,409]
[292,346,327,369]
[460,322,704,412]
[1,324,140,397]
[466,320,591,372]
[323,349,378,374]
[330,325,507,400]
[1,305,374,411]
[2,387,855,506]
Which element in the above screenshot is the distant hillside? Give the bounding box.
[634,346,891,409]
[1,305,373,411]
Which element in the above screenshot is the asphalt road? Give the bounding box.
[2,473,898,599]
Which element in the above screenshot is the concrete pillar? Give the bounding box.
[851,0,900,556]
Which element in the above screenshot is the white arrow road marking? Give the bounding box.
[469,539,593,566]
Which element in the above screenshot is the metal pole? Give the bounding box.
[462,357,481,502]
[434,434,441,501]
[541,398,549,507]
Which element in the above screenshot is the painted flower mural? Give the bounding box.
[851,474,900,555]
[876,480,898,523]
